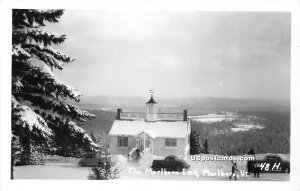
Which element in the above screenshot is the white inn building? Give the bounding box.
[108,95,191,157]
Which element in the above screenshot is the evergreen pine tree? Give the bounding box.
[247,148,256,155]
[202,137,211,154]
[11,9,99,164]
[90,131,97,143]
[89,151,120,180]
[11,135,21,179]
[190,130,202,155]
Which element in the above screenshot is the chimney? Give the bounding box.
[183,109,188,121]
[116,108,122,120]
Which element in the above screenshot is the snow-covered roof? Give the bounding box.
[109,120,189,138]
[146,95,157,104]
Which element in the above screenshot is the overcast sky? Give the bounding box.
[47,10,290,100]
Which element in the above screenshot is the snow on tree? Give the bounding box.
[202,137,211,154]
[90,131,97,143]
[12,9,99,164]
[88,150,120,180]
[190,130,202,155]
[11,134,21,179]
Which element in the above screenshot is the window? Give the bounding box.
[165,157,175,161]
[117,136,128,147]
[85,154,94,158]
[165,138,177,147]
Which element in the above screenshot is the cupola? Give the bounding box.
[145,93,158,122]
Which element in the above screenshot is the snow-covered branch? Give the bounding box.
[15,92,95,122]
[13,28,66,46]
[12,96,53,138]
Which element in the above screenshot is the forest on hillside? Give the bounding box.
[80,110,116,145]
[191,110,290,155]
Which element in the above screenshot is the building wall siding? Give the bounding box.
[109,135,136,155]
[153,137,187,156]
[109,120,191,157]
[110,135,188,157]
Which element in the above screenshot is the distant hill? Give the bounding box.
[80,110,116,144]
[77,96,290,115]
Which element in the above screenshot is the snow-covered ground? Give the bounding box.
[14,165,90,179]
[231,124,264,132]
[189,112,265,132]
[14,164,289,181]
[14,154,289,180]
[193,117,236,123]
[189,112,238,123]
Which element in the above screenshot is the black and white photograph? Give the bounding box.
[1,0,300,191]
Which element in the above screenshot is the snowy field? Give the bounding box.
[189,112,265,132]
[231,124,264,132]
[14,164,289,181]
[189,113,238,123]
[14,154,289,180]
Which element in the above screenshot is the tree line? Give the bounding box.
[190,110,290,155]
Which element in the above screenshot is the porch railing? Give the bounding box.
[120,112,146,120]
[120,112,183,120]
[157,113,183,120]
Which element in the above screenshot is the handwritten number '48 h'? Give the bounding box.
[259,162,281,171]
